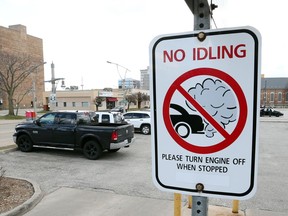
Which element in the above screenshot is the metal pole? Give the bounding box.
[50,62,56,111]
[184,1,211,215]
[192,196,208,215]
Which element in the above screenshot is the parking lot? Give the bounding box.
[0,109,288,214]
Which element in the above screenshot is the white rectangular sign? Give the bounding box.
[149,26,261,199]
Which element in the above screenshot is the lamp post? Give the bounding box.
[107,61,131,105]
[44,62,65,111]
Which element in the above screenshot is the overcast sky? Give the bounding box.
[1,0,287,90]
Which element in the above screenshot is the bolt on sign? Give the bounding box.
[149,26,261,199]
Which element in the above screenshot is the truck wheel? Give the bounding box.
[141,124,151,135]
[17,134,33,152]
[83,140,103,160]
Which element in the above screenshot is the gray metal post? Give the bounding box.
[184,0,214,215]
[192,196,208,215]
[185,0,211,30]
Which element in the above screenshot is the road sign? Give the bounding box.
[149,26,261,199]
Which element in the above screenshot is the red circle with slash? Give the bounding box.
[163,68,248,154]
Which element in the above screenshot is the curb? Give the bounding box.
[0,177,44,216]
[0,145,18,153]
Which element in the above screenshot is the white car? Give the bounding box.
[91,112,124,123]
[123,111,151,135]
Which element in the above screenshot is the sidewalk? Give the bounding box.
[3,185,286,216]
[22,187,247,216]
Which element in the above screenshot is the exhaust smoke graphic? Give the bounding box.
[185,78,238,138]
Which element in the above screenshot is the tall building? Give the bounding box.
[118,78,140,89]
[140,66,149,90]
[0,24,44,109]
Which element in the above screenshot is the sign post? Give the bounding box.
[149,6,261,216]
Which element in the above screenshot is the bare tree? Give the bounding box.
[94,96,105,111]
[14,85,33,116]
[136,92,150,109]
[125,94,137,110]
[0,51,43,115]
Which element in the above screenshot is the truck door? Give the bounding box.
[52,113,76,146]
[33,112,57,144]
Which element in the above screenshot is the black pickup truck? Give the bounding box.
[13,111,134,160]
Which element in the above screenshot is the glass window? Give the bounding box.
[142,113,150,118]
[123,113,133,119]
[102,114,110,123]
[270,92,274,102]
[278,92,282,102]
[63,102,67,107]
[72,102,76,107]
[55,113,76,124]
[77,112,91,124]
[286,93,288,101]
[82,102,89,107]
[39,113,56,125]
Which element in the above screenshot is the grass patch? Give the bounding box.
[0,115,26,120]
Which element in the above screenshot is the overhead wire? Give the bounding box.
[210,0,218,29]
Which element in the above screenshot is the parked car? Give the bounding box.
[13,111,134,160]
[170,104,204,138]
[123,111,151,135]
[90,112,124,123]
[260,107,284,117]
[110,106,126,114]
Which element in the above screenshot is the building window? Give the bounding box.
[263,92,267,103]
[56,102,58,107]
[286,93,288,101]
[82,102,89,107]
[270,92,274,102]
[63,102,67,107]
[278,92,282,102]
[72,102,76,107]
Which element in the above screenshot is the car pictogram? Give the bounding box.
[169,103,204,138]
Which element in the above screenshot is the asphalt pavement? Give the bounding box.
[1,109,287,216]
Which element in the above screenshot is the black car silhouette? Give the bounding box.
[170,104,204,138]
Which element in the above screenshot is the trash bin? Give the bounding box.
[26,111,36,121]
[25,111,32,121]
[31,111,36,120]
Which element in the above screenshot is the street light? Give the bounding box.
[44,62,65,111]
[107,61,131,105]
[107,61,130,89]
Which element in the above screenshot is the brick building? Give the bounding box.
[260,77,288,108]
[0,24,44,109]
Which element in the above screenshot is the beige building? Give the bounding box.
[43,88,150,111]
[0,24,44,109]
